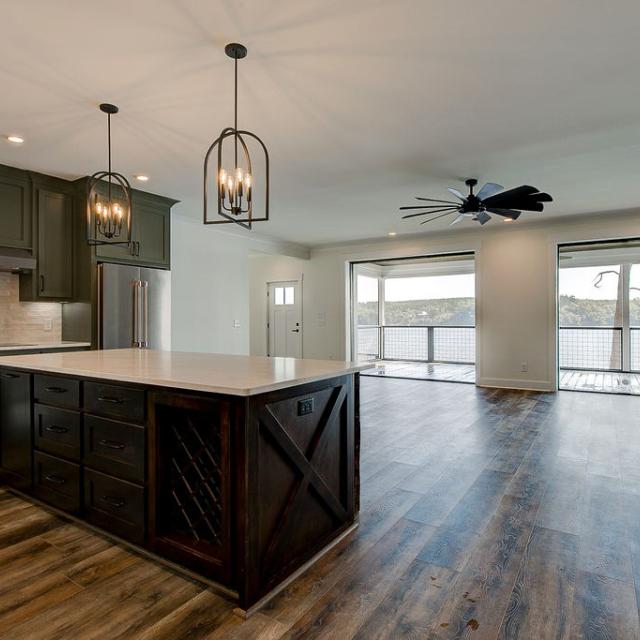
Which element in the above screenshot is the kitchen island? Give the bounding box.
[0,349,369,614]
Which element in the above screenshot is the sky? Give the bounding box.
[358,265,640,303]
[358,274,475,302]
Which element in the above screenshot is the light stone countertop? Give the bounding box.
[0,342,91,352]
[0,348,373,396]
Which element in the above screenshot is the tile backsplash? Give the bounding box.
[0,273,62,344]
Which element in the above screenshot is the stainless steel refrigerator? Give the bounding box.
[97,263,171,350]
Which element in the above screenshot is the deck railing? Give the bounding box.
[356,325,475,364]
[358,325,640,372]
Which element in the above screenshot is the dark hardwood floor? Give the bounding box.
[1,377,639,639]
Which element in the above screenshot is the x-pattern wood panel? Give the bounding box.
[258,384,348,574]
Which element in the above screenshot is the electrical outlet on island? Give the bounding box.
[44,318,53,332]
[521,362,528,373]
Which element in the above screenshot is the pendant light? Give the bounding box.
[204,43,269,230]
[86,103,133,246]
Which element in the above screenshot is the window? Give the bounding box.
[273,286,295,306]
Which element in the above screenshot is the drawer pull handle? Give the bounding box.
[44,386,68,394]
[100,495,125,508]
[98,439,126,450]
[44,473,66,485]
[97,396,124,404]
[1,373,19,379]
[45,425,68,434]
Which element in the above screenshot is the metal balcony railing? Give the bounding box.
[558,327,623,371]
[356,325,475,364]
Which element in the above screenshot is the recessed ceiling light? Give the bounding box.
[388,231,397,237]
[134,174,149,182]
[6,135,24,144]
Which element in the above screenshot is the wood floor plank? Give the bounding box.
[135,589,233,640]
[352,560,458,640]
[417,469,512,570]
[497,526,578,639]
[577,474,633,582]
[429,492,543,639]
[569,571,640,640]
[281,518,437,639]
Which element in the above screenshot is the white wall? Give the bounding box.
[171,217,251,355]
[171,215,310,356]
[248,210,640,391]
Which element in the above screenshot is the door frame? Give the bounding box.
[266,279,303,357]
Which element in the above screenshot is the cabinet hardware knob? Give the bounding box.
[40,274,45,292]
[1,373,19,379]
[44,474,66,485]
[45,425,68,434]
[98,439,126,450]
[97,396,123,404]
[100,495,125,508]
[44,386,67,394]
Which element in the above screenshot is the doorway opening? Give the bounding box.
[350,253,476,383]
[267,280,302,358]
[558,240,640,395]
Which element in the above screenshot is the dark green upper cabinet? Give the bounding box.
[19,175,74,301]
[0,164,32,250]
[96,189,176,269]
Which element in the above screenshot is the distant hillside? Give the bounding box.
[357,294,640,327]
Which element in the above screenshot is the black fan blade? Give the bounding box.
[474,211,491,225]
[500,200,544,212]
[482,185,539,206]
[419,210,459,224]
[402,207,458,220]
[400,204,460,210]
[486,208,521,219]
[532,192,553,202]
[415,197,461,205]
[476,182,503,200]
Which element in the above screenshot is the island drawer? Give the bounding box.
[34,404,81,461]
[83,468,145,544]
[33,451,80,513]
[34,375,80,409]
[84,382,145,424]
[83,415,145,483]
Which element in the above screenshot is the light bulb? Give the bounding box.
[235,167,244,182]
[244,174,252,188]
[219,169,227,184]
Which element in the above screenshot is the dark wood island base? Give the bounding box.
[0,351,364,614]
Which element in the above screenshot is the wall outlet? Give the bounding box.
[44,318,53,331]
[521,362,528,373]
[233,320,241,329]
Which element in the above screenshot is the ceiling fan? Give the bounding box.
[400,178,553,226]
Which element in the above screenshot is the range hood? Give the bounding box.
[0,248,36,272]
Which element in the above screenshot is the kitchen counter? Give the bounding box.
[0,348,370,395]
[0,341,91,354]
[0,349,368,614]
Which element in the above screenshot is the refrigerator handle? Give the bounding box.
[140,281,149,348]
[132,280,143,348]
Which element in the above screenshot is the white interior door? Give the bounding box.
[268,281,302,357]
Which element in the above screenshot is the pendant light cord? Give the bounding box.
[234,56,238,168]
[107,113,112,199]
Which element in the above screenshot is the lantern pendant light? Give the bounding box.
[86,103,133,246]
[204,43,269,230]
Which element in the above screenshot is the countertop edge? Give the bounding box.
[0,360,372,397]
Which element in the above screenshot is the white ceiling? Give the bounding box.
[2,0,640,247]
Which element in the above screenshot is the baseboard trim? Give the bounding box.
[476,377,555,392]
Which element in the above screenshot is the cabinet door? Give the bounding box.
[37,189,73,298]
[0,167,31,250]
[0,369,32,490]
[133,197,170,267]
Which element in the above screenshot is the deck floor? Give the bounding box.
[361,360,476,383]
[1,378,639,638]
[560,368,640,395]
